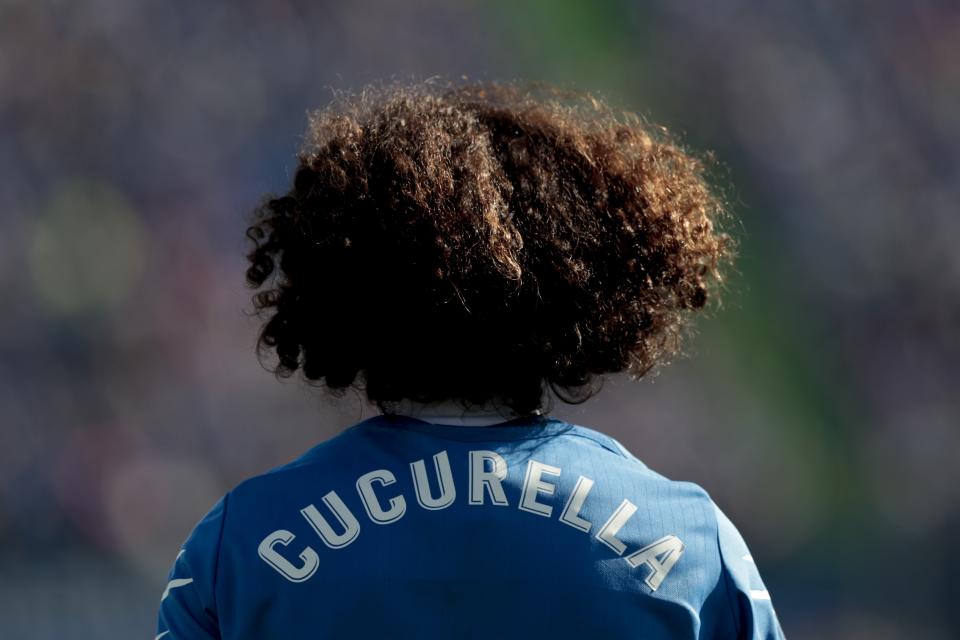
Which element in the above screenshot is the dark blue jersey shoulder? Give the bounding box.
[158,415,786,639]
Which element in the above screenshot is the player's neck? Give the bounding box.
[382,398,542,427]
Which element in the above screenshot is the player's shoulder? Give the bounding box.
[558,419,716,500]
[229,419,370,495]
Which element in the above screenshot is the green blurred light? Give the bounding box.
[486,0,641,101]
[29,180,146,316]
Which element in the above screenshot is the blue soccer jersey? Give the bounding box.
[157,413,786,639]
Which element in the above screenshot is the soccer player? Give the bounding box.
[157,80,786,639]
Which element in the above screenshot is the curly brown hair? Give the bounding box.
[244,80,737,417]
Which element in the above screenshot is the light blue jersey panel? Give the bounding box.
[157,414,786,639]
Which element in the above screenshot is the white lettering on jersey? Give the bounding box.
[596,498,638,555]
[356,469,407,524]
[469,450,509,506]
[623,534,685,591]
[255,450,686,591]
[300,491,361,549]
[161,577,194,601]
[559,475,595,532]
[410,450,457,510]
[258,529,320,582]
[519,459,562,517]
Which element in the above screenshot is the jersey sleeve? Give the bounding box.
[713,502,787,639]
[156,493,229,640]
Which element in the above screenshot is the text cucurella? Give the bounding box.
[257,449,685,591]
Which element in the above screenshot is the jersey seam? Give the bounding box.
[715,508,743,638]
[212,490,230,624]
[566,431,631,459]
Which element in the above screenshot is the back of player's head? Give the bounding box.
[244,79,737,416]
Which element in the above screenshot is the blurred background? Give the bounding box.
[1,0,958,637]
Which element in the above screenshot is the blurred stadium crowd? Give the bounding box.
[0,0,957,637]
